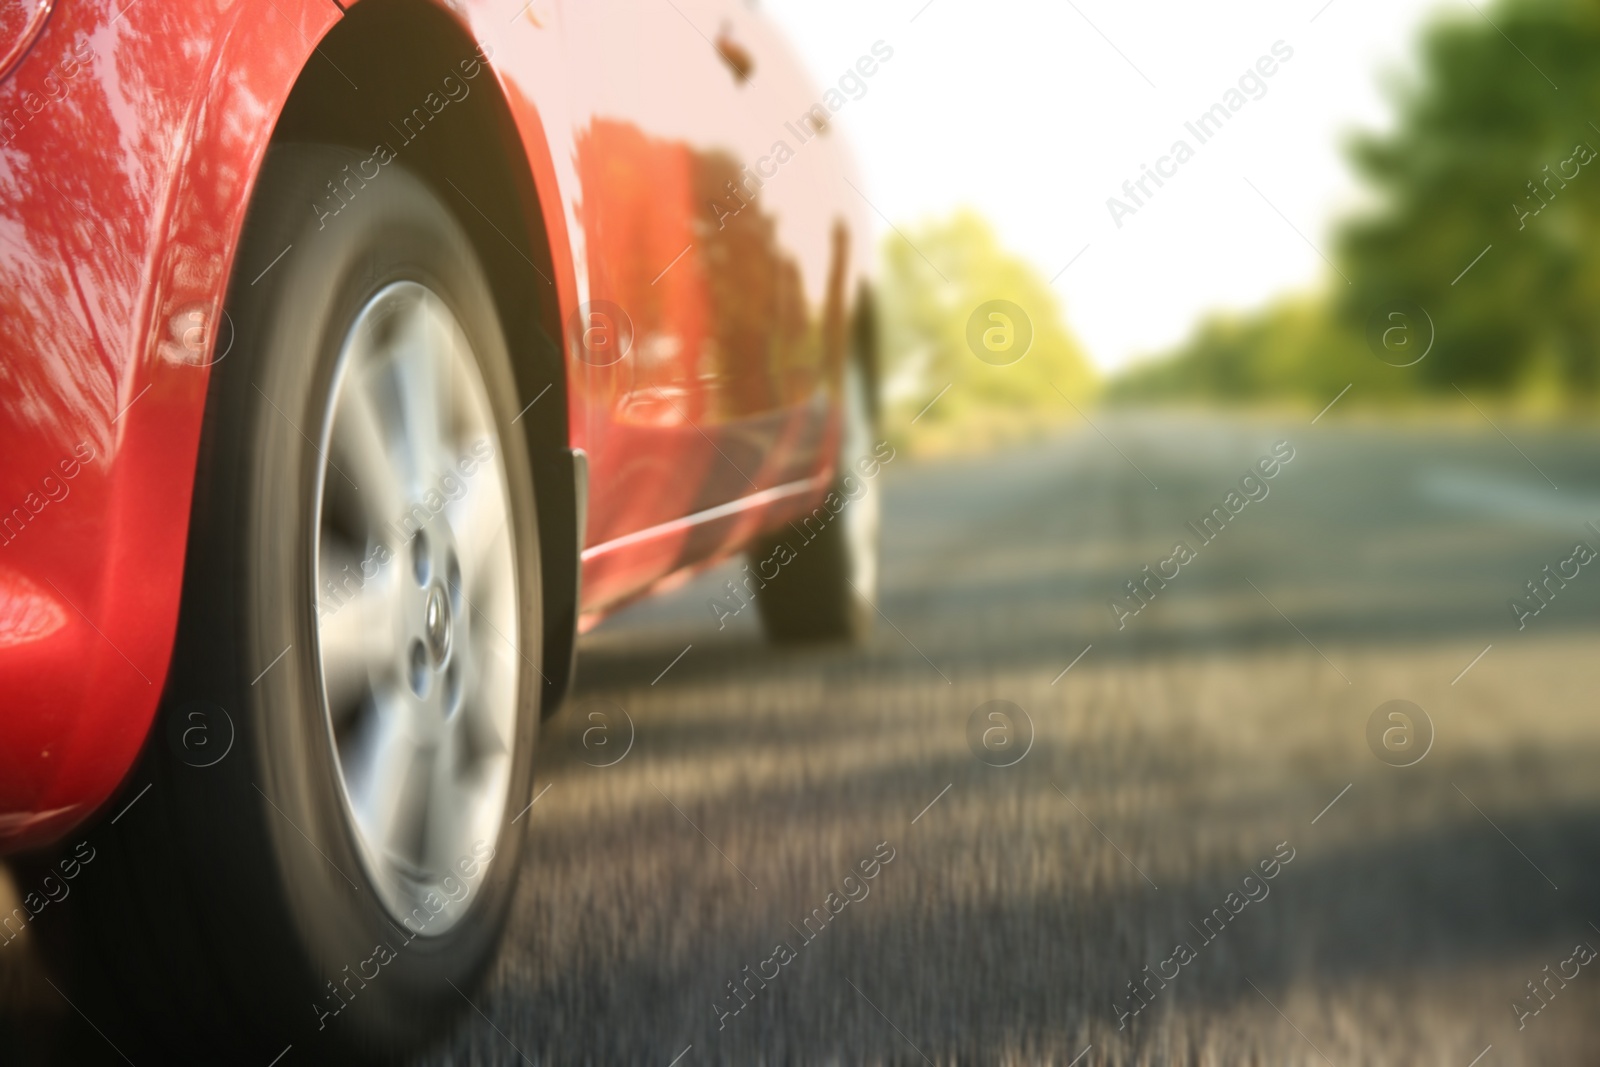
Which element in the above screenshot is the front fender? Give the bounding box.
[0,0,342,853]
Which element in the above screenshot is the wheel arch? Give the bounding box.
[271,0,583,716]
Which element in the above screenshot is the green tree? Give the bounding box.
[879,210,1095,445]
[1340,0,1600,396]
[1111,0,1600,406]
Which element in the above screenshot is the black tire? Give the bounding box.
[35,145,543,1061]
[749,361,885,643]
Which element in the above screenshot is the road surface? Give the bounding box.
[7,412,1600,1065]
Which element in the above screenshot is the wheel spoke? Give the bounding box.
[389,298,450,490]
[435,706,512,875]
[327,363,408,534]
[316,533,400,720]
[446,467,509,600]
[426,723,474,876]
[344,704,435,876]
[459,637,515,760]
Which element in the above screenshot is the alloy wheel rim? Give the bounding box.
[312,281,518,935]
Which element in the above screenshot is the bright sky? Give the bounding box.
[762,0,1462,372]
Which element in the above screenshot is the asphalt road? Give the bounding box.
[9,412,1600,1064]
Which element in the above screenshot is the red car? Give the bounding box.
[0,0,883,1055]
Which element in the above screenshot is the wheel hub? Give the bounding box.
[424,584,451,666]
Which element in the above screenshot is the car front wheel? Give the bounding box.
[45,144,543,1060]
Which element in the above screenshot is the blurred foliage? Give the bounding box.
[1111,0,1600,408]
[1110,293,1431,406]
[879,210,1096,449]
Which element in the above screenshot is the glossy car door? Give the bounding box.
[563,0,837,610]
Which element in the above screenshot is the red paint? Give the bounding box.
[0,0,867,853]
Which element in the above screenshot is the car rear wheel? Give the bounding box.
[38,145,542,1060]
[749,359,884,643]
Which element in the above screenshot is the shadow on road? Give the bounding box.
[9,418,1600,1064]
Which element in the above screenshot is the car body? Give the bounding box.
[0,0,874,855]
